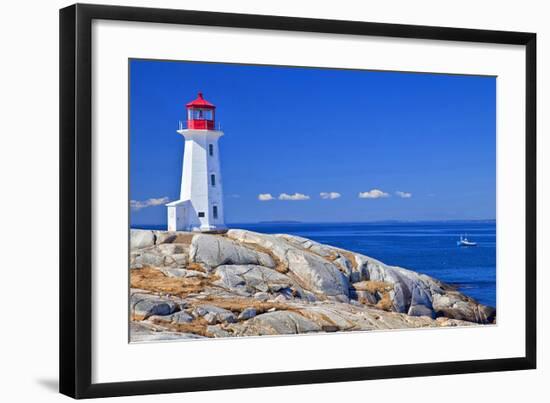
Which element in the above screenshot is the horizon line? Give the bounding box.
[131,218,496,227]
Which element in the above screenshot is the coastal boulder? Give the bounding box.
[232,311,322,335]
[432,292,496,323]
[286,249,350,297]
[190,234,275,269]
[275,234,336,258]
[353,255,433,314]
[130,229,155,250]
[333,256,354,277]
[155,243,190,256]
[407,283,435,318]
[135,251,165,268]
[227,230,294,263]
[130,322,204,342]
[214,264,294,295]
[297,305,357,332]
[350,280,393,306]
[130,242,190,269]
[192,304,237,324]
[169,311,194,324]
[238,307,257,320]
[352,252,495,323]
[227,230,350,298]
[207,325,234,338]
[130,293,179,320]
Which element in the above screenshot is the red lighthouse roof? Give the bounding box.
[186,92,215,109]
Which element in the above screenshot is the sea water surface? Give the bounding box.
[235,221,496,308]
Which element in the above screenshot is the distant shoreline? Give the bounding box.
[131,219,496,229]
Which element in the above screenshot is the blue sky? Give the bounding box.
[130,59,496,225]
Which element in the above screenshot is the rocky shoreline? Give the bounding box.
[130,229,496,342]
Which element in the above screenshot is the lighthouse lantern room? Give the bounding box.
[186,92,216,130]
[166,92,226,232]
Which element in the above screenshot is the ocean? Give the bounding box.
[135,221,496,308]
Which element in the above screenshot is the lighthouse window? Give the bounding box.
[190,109,213,120]
[210,174,216,187]
[213,205,218,219]
[209,144,214,156]
[198,212,205,218]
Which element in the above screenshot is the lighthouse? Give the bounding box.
[166,92,226,232]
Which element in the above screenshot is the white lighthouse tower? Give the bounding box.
[166,92,226,232]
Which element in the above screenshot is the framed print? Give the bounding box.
[59,3,537,399]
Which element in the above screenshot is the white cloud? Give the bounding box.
[320,192,341,200]
[395,191,412,198]
[258,193,274,201]
[278,193,310,201]
[358,189,390,199]
[130,196,170,210]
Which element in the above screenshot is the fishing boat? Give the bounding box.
[457,234,477,247]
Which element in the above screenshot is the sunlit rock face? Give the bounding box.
[129,229,496,342]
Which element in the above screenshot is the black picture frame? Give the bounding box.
[59,3,537,399]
